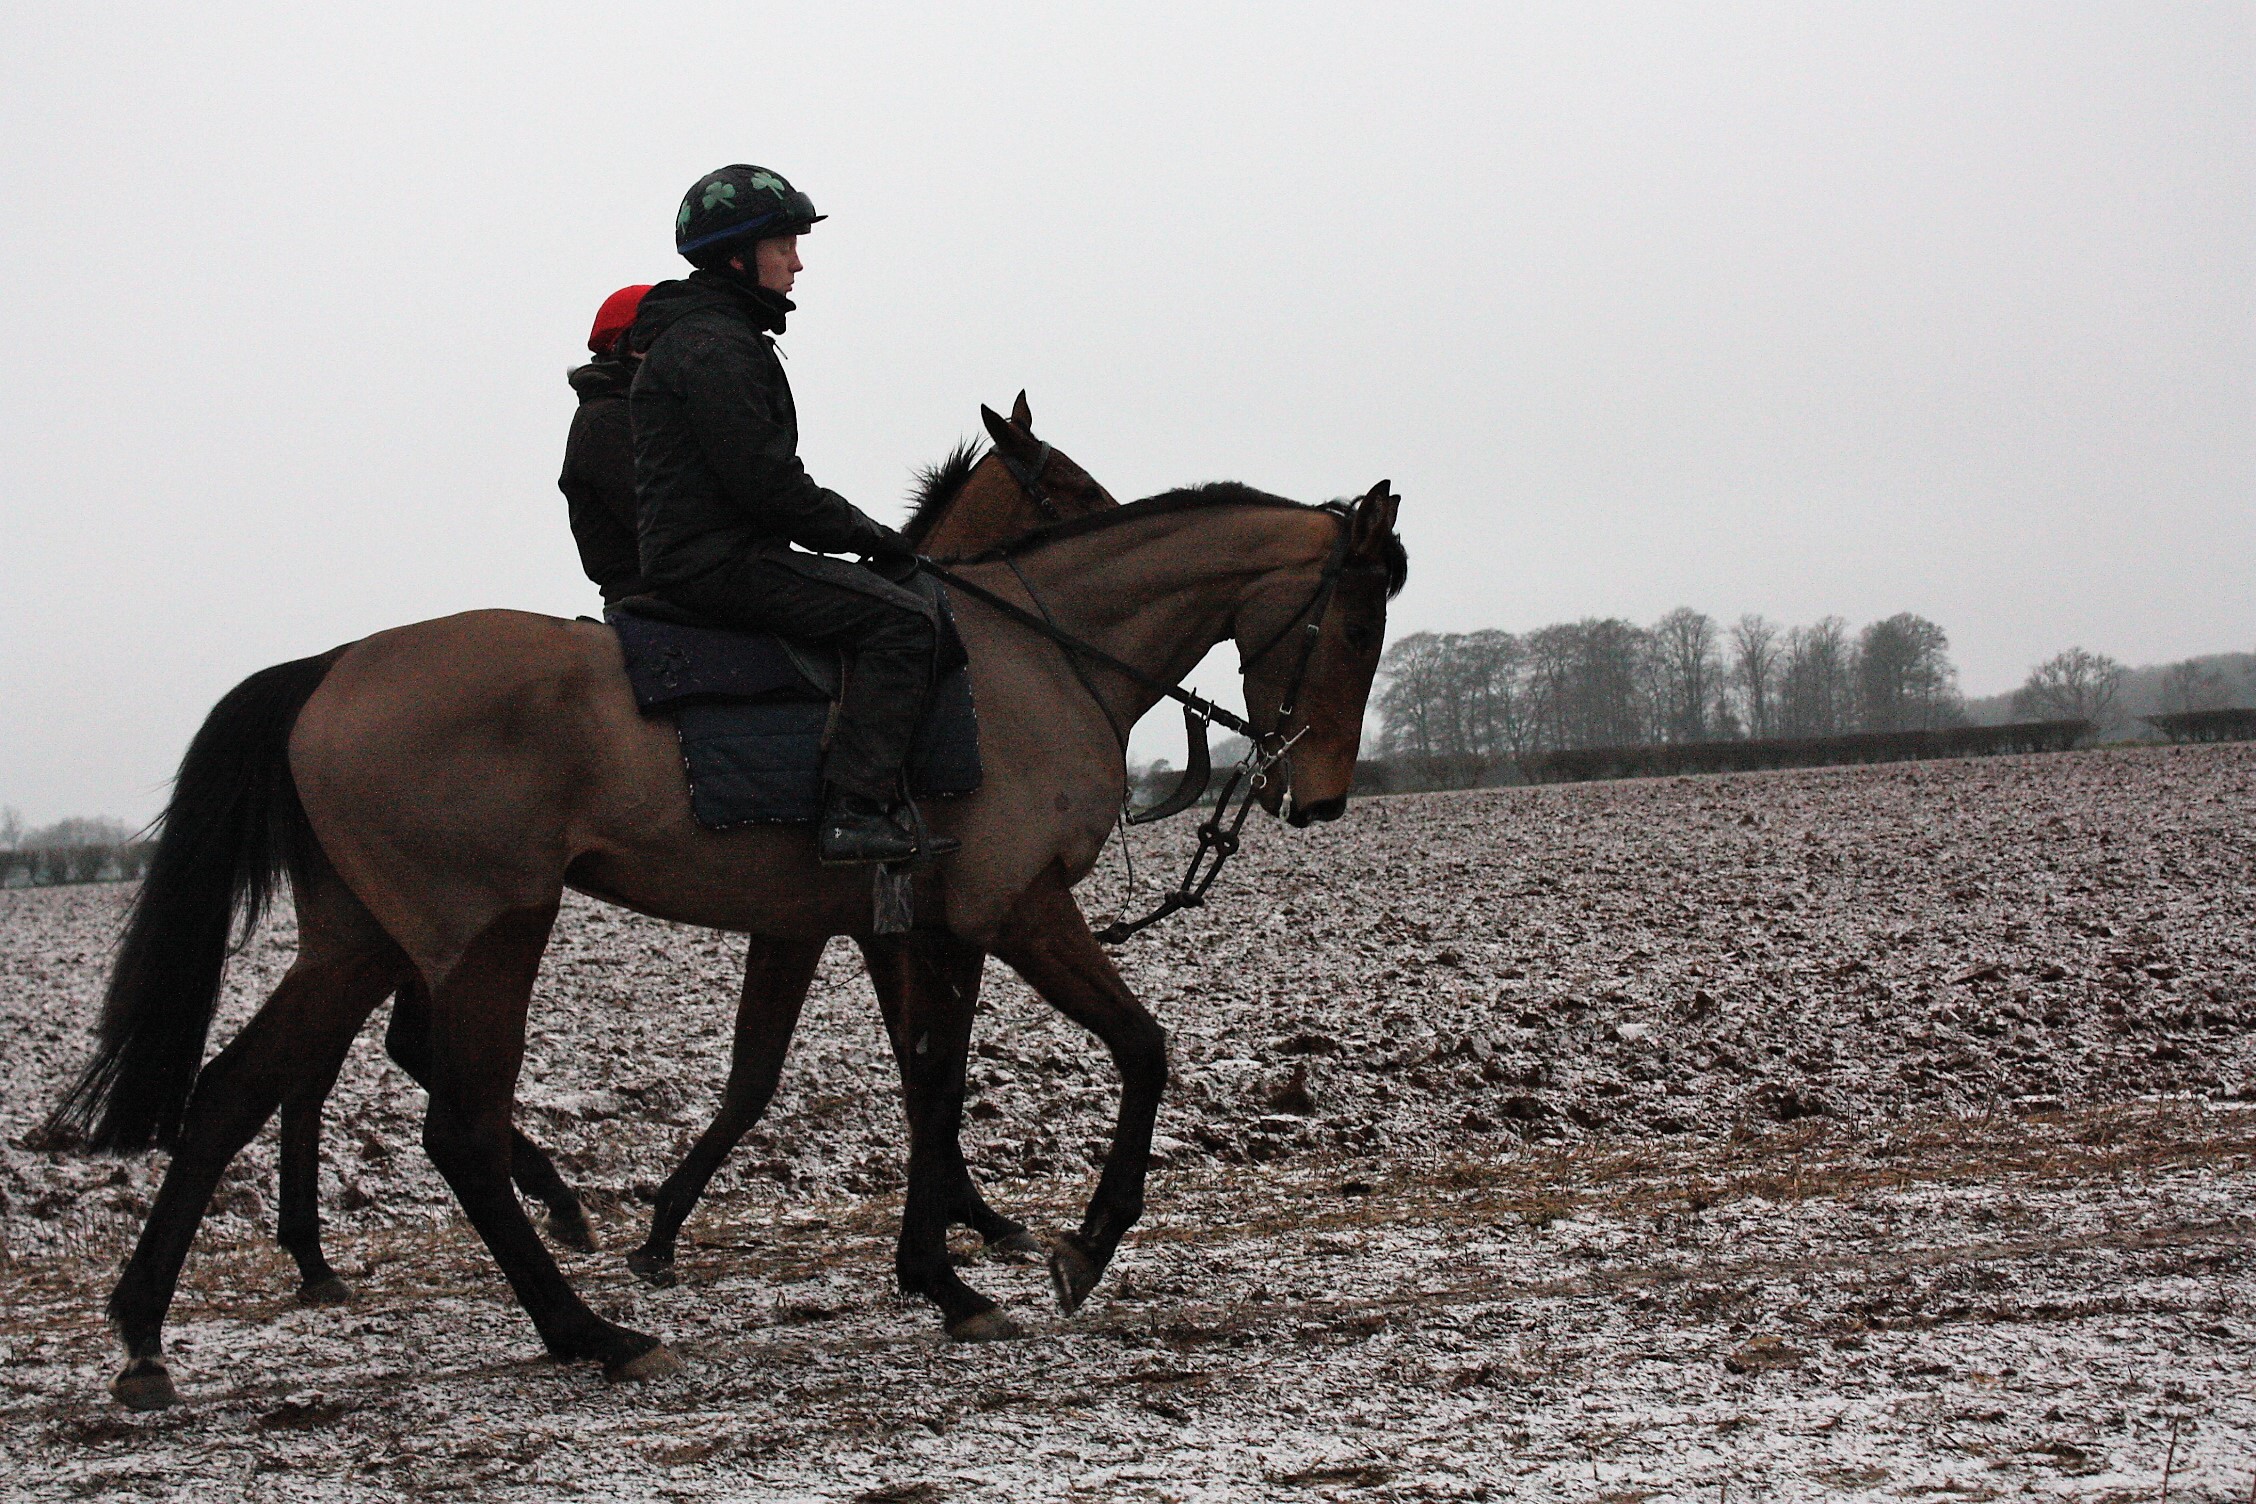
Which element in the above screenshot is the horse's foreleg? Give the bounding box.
[629,935,823,1286]
[108,943,401,1409]
[991,866,1169,1316]
[386,976,594,1252]
[862,934,1019,1340]
[274,1044,356,1305]
[861,935,1038,1254]
[418,904,674,1382]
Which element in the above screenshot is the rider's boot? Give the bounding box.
[820,787,920,865]
[816,787,964,867]
[898,792,961,863]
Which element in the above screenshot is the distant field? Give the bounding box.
[3,743,2251,1500]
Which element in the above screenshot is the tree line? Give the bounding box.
[1375,609,1962,763]
[1374,608,2254,777]
[1975,647,2256,738]
[0,810,151,888]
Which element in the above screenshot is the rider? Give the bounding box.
[561,284,652,603]
[628,164,955,866]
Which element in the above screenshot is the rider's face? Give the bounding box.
[746,235,802,295]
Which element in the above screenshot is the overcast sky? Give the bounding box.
[3,3,2249,825]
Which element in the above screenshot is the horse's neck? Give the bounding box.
[921,474,1043,555]
[922,458,1098,555]
[992,506,1329,732]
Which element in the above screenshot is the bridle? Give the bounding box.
[993,440,1063,523]
[917,498,1365,944]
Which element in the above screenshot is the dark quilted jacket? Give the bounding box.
[628,271,889,589]
[559,359,642,601]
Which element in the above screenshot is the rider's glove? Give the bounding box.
[857,522,918,564]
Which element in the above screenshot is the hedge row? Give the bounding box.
[1347,719,2097,794]
[1520,719,2094,783]
[2142,708,2256,744]
[0,843,155,888]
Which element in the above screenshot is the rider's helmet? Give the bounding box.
[674,165,824,266]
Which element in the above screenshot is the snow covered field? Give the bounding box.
[3,743,2251,1500]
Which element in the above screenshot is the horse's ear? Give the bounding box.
[1010,390,1033,430]
[980,403,1018,446]
[1348,481,1392,554]
[974,399,1033,464]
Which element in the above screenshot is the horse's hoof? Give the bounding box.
[112,1359,178,1412]
[1047,1236,1103,1315]
[625,1247,677,1288]
[606,1343,684,1383]
[985,1230,1046,1261]
[547,1206,598,1254]
[296,1275,353,1306]
[946,1307,1024,1343]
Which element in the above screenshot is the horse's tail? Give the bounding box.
[43,646,351,1152]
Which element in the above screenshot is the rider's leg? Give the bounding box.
[660,548,948,862]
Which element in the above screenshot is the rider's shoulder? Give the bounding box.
[634,278,761,358]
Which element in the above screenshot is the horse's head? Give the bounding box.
[913,391,1119,557]
[1235,481,1406,826]
[1236,484,1407,825]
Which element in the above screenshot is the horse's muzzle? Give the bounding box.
[1286,795,1347,827]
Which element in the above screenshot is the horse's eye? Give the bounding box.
[1344,623,1377,653]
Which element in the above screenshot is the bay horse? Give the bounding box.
[261,394,1115,1305]
[60,475,1406,1409]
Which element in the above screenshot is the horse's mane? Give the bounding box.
[902,440,987,545]
[947,480,1409,598]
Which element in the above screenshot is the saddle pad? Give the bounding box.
[675,663,983,827]
[608,579,970,713]
[609,609,825,710]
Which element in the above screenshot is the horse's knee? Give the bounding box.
[421,1104,507,1177]
[1119,1016,1169,1094]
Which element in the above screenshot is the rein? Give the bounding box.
[916,563,1256,741]
[916,500,1357,944]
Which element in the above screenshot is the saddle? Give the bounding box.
[606,586,981,829]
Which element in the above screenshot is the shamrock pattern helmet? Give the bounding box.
[675,164,825,260]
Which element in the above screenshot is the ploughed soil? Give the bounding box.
[3,742,2251,1501]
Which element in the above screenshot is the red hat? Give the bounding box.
[588,284,653,356]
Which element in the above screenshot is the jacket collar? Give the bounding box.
[688,267,794,334]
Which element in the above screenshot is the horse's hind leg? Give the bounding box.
[990,865,1169,1317]
[630,935,824,1286]
[386,975,594,1252]
[860,935,1040,1258]
[109,880,404,1409]
[417,902,674,1380]
[865,932,1021,1340]
[275,1045,357,1305]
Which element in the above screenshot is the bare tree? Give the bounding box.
[2157,657,2229,715]
[24,816,133,848]
[1377,632,1449,758]
[1857,614,1959,732]
[1650,607,1723,742]
[0,806,20,851]
[1579,618,1652,748]
[1457,629,1533,760]
[1523,623,1579,752]
[1729,614,1782,739]
[2013,647,2124,726]
[1779,617,1855,736]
